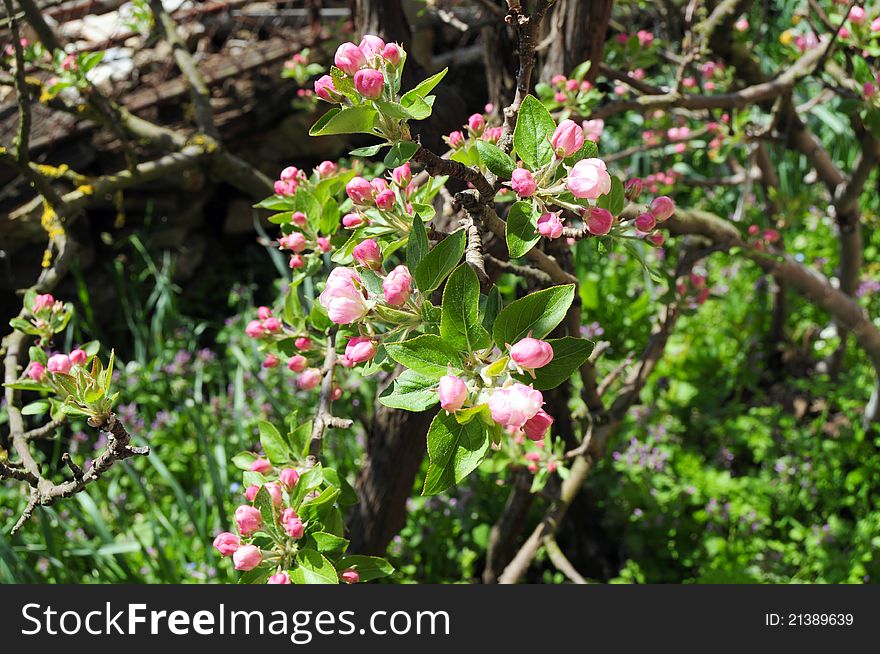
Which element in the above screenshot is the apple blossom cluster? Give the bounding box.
[443,107,503,151]
[341,163,420,234]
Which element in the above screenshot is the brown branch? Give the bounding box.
[306,331,353,468]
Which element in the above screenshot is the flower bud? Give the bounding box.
[334,42,367,76]
[342,213,366,229]
[359,35,386,58]
[352,239,382,269]
[268,572,291,584]
[567,158,611,199]
[392,163,411,188]
[295,337,312,350]
[47,353,72,375]
[33,294,56,312]
[448,131,464,149]
[246,320,265,339]
[510,168,537,197]
[244,485,259,502]
[468,113,485,135]
[382,265,412,307]
[235,505,262,536]
[257,306,272,320]
[298,368,322,390]
[537,212,564,239]
[289,254,304,270]
[625,178,643,201]
[262,354,280,369]
[213,532,241,556]
[265,482,283,507]
[316,236,332,253]
[346,177,374,205]
[287,355,307,373]
[319,267,369,324]
[341,569,360,584]
[284,516,305,539]
[523,409,554,441]
[586,207,614,235]
[374,188,396,210]
[251,458,272,473]
[550,119,585,158]
[69,348,88,366]
[314,75,341,102]
[382,42,402,65]
[353,68,385,99]
[345,336,377,363]
[510,337,554,369]
[488,383,544,431]
[280,468,300,489]
[438,375,468,412]
[27,362,46,381]
[650,196,675,222]
[233,544,262,571]
[635,212,656,233]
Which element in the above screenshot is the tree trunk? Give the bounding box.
[539,0,614,84]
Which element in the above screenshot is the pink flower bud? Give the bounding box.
[734,18,749,32]
[625,178,643,201]
[850,6,865,24]
[298,368,322,390]
[375,188,396,210]
[551,74,566,86]
[648,232,665,247]
[274,180,296,196]
[567,158,612,199]
[213,532,241,556]
[262,354,280,369]
[257,306,273,320]
[650,196,675,222]
[382,42,402,65]
[510,337,554,369]
[331,385,343,401]
[352,239,382,269]
[488,383,544,431]
[268,572,291,584]
[69,348,87,366]
[537,212,564,239]
[235,505,262,536]
[246,320,265,338]
[448,130,464,148]
[245,485,259,501]
[341,568,360,584]
[334,42,367,75]
[251,458,272,473]
[586,207,614,236]
[342,213,366,229]
[359,34,386,58]
[637,30,654,47]
[319,267,369,324]
[468,113,485,135]
[392,163,411,187]
[582,119,604,142]
[551,119,585,158]
[634,213,656,233]
[354,68,385,99]
[523,409,554,441]
[280,468,300,489]
[294,337,311,351]
[345,336,377,363]
[484,126,502,143]
[289,254,304,270]
[382,265,412,307]
[280,166,299,182]
[317,160,338,177]
[317,236,332,253]
[265,482,283,507]
[346,177,374,205]
[47,354,72,375]
[314,75,340,102]
[438,375,468,412]
[291,212,308,228]
[510,168,537,197]
[279,232,307,252]
[263,317,281,333]
[27,362,46,381]
[284,516,305,539]
[233,544,262,571]
[287,355,307,373]
[554,92,567,103]
[873,16,880,32]
[33,294,56,312]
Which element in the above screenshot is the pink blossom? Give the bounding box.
[245,485,259,502]
[292,212,308,227]
[551,119,585,157]
[233,544,262,571]
[468,113,485,135]
[510,168,537,197]
[319,267,369,324]
[316,160,338,177]
[279,232,307,252]
[382,42,402,65]
[849,6,865,24]
[586,207,614,236]
[33,294,55,312]
[342,213,366,229]
[298,368,322,390]
[872,17,880,32]
[284,516,305,539]
[637,30,654,47]
[489,384,544,431]
[438,375,468,412]
[341,568,360,584]
[257,306,273,320]
[353,239,382,269]
[625,178,643,201]
[69,348,88,366]
[510,337,554,369]
[47,354,72,375]
[567,158,611,199]
[554,92,567,103]
[359,34,386,58]
[265,482,283,507]
[346,336,377,363]
[274,180,296,196]
[27,362,46,381]
[523,409,554,441]
[280,468,300,489]
[382,265,412,307]
[334,42,367,75]
[346,177,374,205]
[289,254,304,269]
[354,68,384,99]
[551,74,566,86]
[375,188,396,210]
[235,505,262,536]
[635,213,657,233]
[537,212,564,239]
[246,320,265,338]
[314,75,339,102]
[268,572,291,584]
[317,237,332,253]
[448,131,464,148]
[734,18,749,32]
[392,163,411,187]
[213,532,241,556]
[287,355,307,373]
[251,458,272,474]
[582,119,604,142]
[262,354,280,369]
[263,317,281,333]
[650,196,675,221]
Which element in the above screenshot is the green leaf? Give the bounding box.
[513,94,556,170]
[597,176,625,215]
[423,412,490,495]
[414,229,466,293]
[253,195,295,211]
[506,200,540,258]
[231,451,258,471]
[299,486,341,525]
[402,67,448,102]
[290,548,339,584]
[258,420,290,465]
[563,139,599,166]
[21,400,49,416]
[384,334,462,379]
[401,94,433,120]
[3,380,51,392]
[253,486,277,531]
[309,531,349,554]
[378,369,439,411]
[349,143,386,157]
[336,555,395,582]
[492,284,575,346]
[322,467,358,505]
[441,264,492,352]
[383,141,419,168]
[516,337,594,390]
[406,213,429,270]
[287,421,311,458]
[475,140,516,179]
[374,100,412,121]
[482,286,502,334]
[309,106,378,136]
